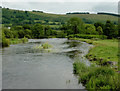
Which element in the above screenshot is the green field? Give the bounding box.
[70,38,118,66]
[71,38,119,90]
[2,8,118,25]
[88,39,118,62]
[31,11,118,24]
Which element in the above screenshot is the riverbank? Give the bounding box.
[1,37,28,47]
[70,38,119,90]
[70,38,118,68]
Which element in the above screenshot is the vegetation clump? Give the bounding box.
[32,42,52,52]
[68,34,107,39]
[73,61,119,90]
[21,37,28,43]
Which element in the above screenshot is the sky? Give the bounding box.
[0,0,119,14]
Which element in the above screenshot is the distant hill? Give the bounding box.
[2,8,118,26]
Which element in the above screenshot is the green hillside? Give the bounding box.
[2,8,118,26]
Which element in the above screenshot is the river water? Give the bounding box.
[2,38,92,89]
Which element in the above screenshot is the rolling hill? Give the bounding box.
[2,8,118,26]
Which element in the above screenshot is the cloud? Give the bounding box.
[1,2,118,14]
[92,2,118,14]
[2,0,120,2]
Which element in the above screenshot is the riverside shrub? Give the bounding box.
[73,61,119,90]
[68,34,107,39]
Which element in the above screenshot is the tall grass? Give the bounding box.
[21,37,28,43]
[32,42,52,52]
[73,61,119,90]
[2,38,10,47]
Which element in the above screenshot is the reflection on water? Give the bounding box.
[2,38,92,89]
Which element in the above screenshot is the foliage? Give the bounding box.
[68,34,107,39]
[32,42,52,53]
[97,12,120,17]
[2,8,118,26]
[94,22,104,30]
[1,32,10,47]
[67,17,84,34]
[103,20,118,39]
[73,61,119,90]
[21,37,28,43]
[32,24,44,38]
[84,24,98,35]
[97,26,103,35]
[2,37,10,47]
[42,42,52,49]
[3,27,13,38]
[56,31,67,38]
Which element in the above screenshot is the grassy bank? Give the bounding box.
[10,37,28,44]
[70,38,118,68]
[73,61,119,90]
[70,38,119,90]
[2,37,28,47]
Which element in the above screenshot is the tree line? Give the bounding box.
[2,23,67,39]
[60,17,118,39]
[1,17,118,48]
[66,12,90,15]
[97,12,120,17]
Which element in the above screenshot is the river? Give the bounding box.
[2,38,92,89]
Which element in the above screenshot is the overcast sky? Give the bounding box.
[0,0,119,14]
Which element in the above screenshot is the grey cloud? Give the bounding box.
[92,2,118,14]
[2,2,118,14]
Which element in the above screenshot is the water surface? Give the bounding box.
[2,38,92,89]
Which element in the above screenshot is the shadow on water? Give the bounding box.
[63,40,82,48]
[28,41,41,44]
[63,50,82,59]
[62,40,83,59]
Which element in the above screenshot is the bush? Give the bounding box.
[67,35,74,39]
[42,42,52,49]
[25,35,31,39]
[2,38,10,47]
[21,37,28,43]
[68,34,107,39]
[73,61,119,90]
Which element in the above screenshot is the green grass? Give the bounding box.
[31,11,118,24]
[71,38,118,62]
[67,14,118,24]
[70,38,118,70]
[73,61,119,90]
[10,37,28,44]
[32,42,52,53]
[88,39,118,63]
[3,8,118,26]
[49,25,60,28]
[69,38,119,90]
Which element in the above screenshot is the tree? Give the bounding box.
[12,25,24,31]
[18,30,25,38]
[24,29,32,38]
[3,27,13,38]
[12,31,18,38]
[97,26,103,35]
[104,20,115,38]
[44,25,51,36]
[67,17,84,34]
[32,24,44,38]
[84,24,98,35]
[23,24,31,30]
[94,22,104,30]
